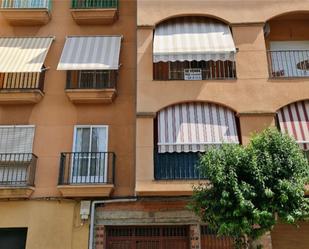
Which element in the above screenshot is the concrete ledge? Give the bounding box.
[71,8,118,25]
[65,89,116,104]
[0,89,44,104]
[57,184,114,198]
[0,186,34,199]
[135,180,209,196]
[0,9,51,26]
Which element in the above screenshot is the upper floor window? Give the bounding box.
[155,102,240,180]
[268,41,309,78]
[153,17,236,81]
[0,125,37,186]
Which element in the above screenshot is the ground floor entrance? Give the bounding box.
[106,226,189,249]
[104,225,235,249]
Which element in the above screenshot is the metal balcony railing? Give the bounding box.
[153,59,237,81]
[154,151,206,180]
[0,153,37,187]
[0,72,45,92]
[1,0,52,10]
[267,50,309,78]
[71,0,118,9]
[58,152,115,185]
[66,70,117,89]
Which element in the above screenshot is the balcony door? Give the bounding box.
[72,125,108,184]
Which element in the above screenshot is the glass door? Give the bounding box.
[72,126,108,184]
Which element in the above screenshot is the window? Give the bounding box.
[269,41,309,78]
[0,126,35,185]
[0,228,27,249]
[66,70,117,89]
[71,125,108,183]
[153,17,237,81]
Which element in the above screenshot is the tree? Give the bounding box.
[190,129,309,249]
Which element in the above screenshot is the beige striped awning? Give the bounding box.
[0,37,54,73]
[57,36,122,71]
[157,102,240,153]
[153,17,236,63]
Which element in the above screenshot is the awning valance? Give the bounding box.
[278,100,309,151]
[0,37,54,73]
[153,17,236,63]
[57,36,122,71]
[157,102,239,153]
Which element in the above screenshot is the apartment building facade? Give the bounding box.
[133,1,309,249]
[0,0,136,249]
[0,0,309,249]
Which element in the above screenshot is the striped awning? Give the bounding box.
[278,100,309,151]
[57,36,122,71]
[157,102,239,153]
[153,17,236,63]
[0,37,54,73]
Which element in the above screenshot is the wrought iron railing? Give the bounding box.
[153,59,237,81]
[58,152,115,185]
[0,153,37,187]
[0,72,45,92]
[1,0,52,10]
[71,0,118,9]
[267,50,309,78]
[66,70,117,89]
[154,151,206,180]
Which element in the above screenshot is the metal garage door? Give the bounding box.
[106,226,190,249]
[201,226,235,249]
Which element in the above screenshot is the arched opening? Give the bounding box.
[153,16,236,81]
[276,100,309,159]
[264,12,309,78]
[154,102,241,180]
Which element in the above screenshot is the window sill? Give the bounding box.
[0,186,34,199]
[57,184,114,198]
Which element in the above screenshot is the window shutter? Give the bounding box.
[0,126,35,154]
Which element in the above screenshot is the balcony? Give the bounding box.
[70,0,118,25]
[154,151,205,180]
[153,60,237,81]
[0,72,45,104]
[65,70,117,104]
[57,152,115,197]
[267,50,309,79]
[0,0,52,26]
[0,153,37,199]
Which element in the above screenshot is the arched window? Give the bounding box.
[277,100,309,151]
[153,17,236,80]
[154,102,240,180]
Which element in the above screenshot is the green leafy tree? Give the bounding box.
[190,129,309,249]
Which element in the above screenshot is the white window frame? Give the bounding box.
[71,125,109,184]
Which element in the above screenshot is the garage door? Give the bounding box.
[201,226,235,249]
[106,226,190,249]
[271,222,309,249]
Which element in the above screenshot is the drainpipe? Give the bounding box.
[89,198,137,249]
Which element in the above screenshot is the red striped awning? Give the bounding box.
[157,102,239,153]
[277,100,309,151]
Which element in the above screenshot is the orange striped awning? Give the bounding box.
[278,100,309,151]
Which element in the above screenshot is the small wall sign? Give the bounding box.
[184,68,202,80]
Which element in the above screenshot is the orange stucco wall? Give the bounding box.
[0,0,136,198]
